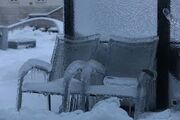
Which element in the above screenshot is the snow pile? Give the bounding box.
[0,98,133,120]
[87,97,133,120]
[139,109,180,120]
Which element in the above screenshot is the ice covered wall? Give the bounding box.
[74,0,157,38]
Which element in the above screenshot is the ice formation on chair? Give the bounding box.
[16,34,100,112]
[80,36,158,119]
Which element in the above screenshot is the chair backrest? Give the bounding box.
[63,34,100,69]
[107,36,158,78]
[94,41,109,67]
[49,34,100,81]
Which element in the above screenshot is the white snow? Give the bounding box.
[0,25,179,120]
[0,98,133,120]
[139,109,180,120]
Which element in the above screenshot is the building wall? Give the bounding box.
[0,0,62,7]
[0,0,63,25]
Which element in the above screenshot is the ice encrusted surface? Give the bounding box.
[22,78,82,94]
[74,0,157,38]
[19,59,52,77]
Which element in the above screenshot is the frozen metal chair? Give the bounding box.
[16,34,100,112]
[81,36,158,119]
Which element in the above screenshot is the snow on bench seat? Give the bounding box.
[87,85,137,98]
[22,78,82,95]
[103,76,138,87]
[22,75,138,98]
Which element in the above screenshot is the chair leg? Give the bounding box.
[59,95,69,113]
[48,95,51,111]
[134,104,140,120]
[128,102,132,115]
[16,89,22,111]
[85,96,89,111]
[134,98,145,120]
[70,95,74,111]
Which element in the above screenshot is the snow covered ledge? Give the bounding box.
[8,17,64,33]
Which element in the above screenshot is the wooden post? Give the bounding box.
[64,0,74,37]
[157,0,170,109]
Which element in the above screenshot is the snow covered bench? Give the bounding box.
[16,34,100,112]
[8,17,63,33]
[79,36,158,119]
[17,58,87,112]
[16,34,158,119]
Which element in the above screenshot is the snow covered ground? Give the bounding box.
[0,26,180,120]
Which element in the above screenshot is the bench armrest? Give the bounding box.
[19,59,52,79]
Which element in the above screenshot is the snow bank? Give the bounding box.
[0,98,133,120]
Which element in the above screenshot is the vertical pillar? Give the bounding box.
[157,0,170,109]
[0,26,8,50]
[64,0,74,37]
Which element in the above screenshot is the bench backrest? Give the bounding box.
[49,34,100,81]
[107,36,158,78]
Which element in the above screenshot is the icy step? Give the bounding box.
[22,78,82,95]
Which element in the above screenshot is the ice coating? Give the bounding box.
[74,0,157,38]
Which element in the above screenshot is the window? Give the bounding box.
[9,0,18,3]
[9,0,19,3]
[35,0,47,3]
[74,0,157,37]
